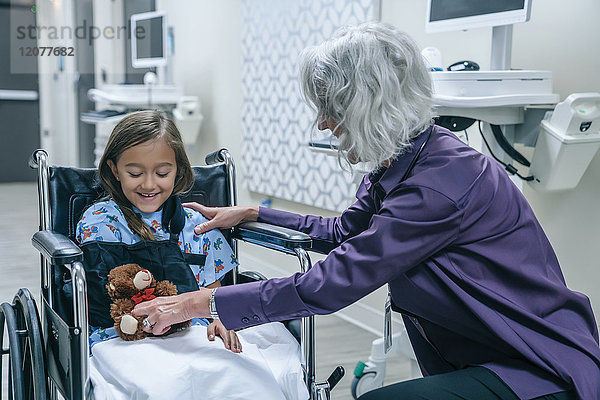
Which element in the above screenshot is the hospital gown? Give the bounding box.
[76,198,238,348]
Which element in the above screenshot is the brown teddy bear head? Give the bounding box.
[106,263,156,300]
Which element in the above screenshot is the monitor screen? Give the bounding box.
[426,0,531,33]
[131,11,167,68]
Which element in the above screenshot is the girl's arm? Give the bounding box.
[206,317,242,353]
[195,227,240,353]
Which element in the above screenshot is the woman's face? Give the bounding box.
[318,116,340,137]
[107,137,177,213]
[318,115,360,164]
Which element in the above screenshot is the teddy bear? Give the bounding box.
[106,263,191,341]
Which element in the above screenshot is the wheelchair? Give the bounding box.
[1,148,344,400]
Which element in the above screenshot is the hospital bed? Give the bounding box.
[0,148,344,400]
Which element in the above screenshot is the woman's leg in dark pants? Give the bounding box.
[358,366,574,400]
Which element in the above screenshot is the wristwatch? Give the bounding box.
[209,287,219,320]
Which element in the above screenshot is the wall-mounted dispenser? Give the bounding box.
[529,93,600,191]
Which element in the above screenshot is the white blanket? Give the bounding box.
[90,322,308,400]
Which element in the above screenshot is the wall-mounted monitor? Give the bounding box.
[426,0,531,33]
[130,11,167,69]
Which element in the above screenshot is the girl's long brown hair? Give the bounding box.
[98,110,194,240]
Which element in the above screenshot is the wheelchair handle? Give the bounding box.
[29,148,48,169]
[205,148,230,165]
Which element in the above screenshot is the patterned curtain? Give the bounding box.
[241,0,380,211]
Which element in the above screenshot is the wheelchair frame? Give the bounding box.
[1,148,343,400]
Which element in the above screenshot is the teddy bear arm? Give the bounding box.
[110,299,147,341]
[110,298,135,319]
[154,280,178,296]
[113,313,147,341]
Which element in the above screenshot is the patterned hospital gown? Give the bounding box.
[76,199,239,349]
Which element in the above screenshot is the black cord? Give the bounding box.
[478,121,535,181]
[489,124,531,167]
[463,129,469,144]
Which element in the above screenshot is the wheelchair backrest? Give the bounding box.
[48,164,232,242]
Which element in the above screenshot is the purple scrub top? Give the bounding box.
[216,125,600,399]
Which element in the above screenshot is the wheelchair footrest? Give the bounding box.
[327,366,345,390]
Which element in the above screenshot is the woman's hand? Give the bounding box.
[132,289,211,335]
[207,319,242,353]
[182,202,259,234]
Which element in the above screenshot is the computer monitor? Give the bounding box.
[425,0,532,70]
[130,11,167,69]
[425,0,532,33]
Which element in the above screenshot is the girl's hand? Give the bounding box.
[182,203,258,234]
[207,319,242,353]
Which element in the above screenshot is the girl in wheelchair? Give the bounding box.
[74,110,307,399]
[77,110,241,352]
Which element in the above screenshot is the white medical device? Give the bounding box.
[131,11,168,69]
[421,47,443,71]
[143,71,158,86]
[172,96,204,145]
[430,70,557,111]
[529,93,600,191]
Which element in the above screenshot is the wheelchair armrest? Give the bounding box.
[237,270,268,283]
[233,222,311,255]
[32,230,83,265]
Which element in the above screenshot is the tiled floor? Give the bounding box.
[0,183,413,399]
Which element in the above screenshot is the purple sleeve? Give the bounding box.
[216,185,463,330]
[257,176,376,254]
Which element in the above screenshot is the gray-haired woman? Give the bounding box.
[134,22,600,399]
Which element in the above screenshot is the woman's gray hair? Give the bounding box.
[299,22,433,168]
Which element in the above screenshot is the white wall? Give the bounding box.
[156,0,600,331]
[155,0,243,167]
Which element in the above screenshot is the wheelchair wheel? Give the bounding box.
[13,289,47,400]
[1,301,25,400]
[0,289,47,400]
